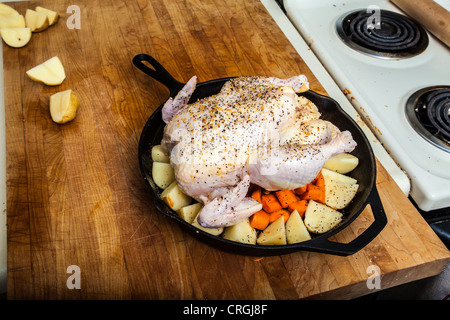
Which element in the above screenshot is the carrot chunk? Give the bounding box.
[301,184,325,203]
[275,190,298,208]
[287,200,308,218]
[269,209,290,223]
[261,194,282,213]
[249,210,270,230]
[294,185,308,196]
[251,187,262,203]
[314,172,325,189]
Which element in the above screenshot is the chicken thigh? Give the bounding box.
[160,75,357,228]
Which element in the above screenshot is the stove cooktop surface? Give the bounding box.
[405,86,450,153]
[284,0,450,211]
[336,8,429,59]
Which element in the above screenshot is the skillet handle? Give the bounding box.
[305,187,387,256]
[133,53,185,97]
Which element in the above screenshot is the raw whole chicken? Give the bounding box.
[160,75,357,228]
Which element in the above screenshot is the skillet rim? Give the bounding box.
[137,76,386,256]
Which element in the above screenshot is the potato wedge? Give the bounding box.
[26,56,65,86]
[152,161,175,189]
[222,218,257,244]
[323,153,359,174]
[324,179,359,210]
[0,3,20,20]
[192,213,224,236]
[321,168,359,209]
[0,14,25,28]
[151,145,170,163]
[35,6,59,26]
[25,9,49,32]
[256,216,287,245]
[304,200,343,234]
[49,89,79,124]
[0,27,31,48]
[160,181,192,211]
[177,202,202,224]
[285,209,311,244]
[321,168,357,184]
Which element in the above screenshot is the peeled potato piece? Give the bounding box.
[0,28,31,48]
[0,3,20,20]
[177,202,203,224]
[151,145,170,163]
[257,216,287,245]
[192,212,224,236]
[324,179,359,210]
[222,218,257,244]
[304,200,343,234]
[0,14,25,28]
[323,153,359,174]
[152,161,175,189]
[160,181,192,211]
[285,209,311,244]
[321,168,357,184]
[26,56,66,86]
[49,89,79,124]
[35,6,59,26]
[25,9,49,32]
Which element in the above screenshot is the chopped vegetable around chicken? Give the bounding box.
[152,143,359,246]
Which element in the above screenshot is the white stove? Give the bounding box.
[278,0,450,212]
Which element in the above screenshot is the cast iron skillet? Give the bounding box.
[133,53,387,256]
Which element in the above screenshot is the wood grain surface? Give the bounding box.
[4,0,449,300]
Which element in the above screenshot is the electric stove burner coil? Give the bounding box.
[406,86,450,153]
[336,9,429,59]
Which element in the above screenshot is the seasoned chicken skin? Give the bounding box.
[160,75,356,228]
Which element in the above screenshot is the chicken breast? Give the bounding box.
[160,75,357,227]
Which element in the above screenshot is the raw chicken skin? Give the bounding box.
[160,76,357,228]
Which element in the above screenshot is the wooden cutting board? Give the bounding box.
[4,0,449,299]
